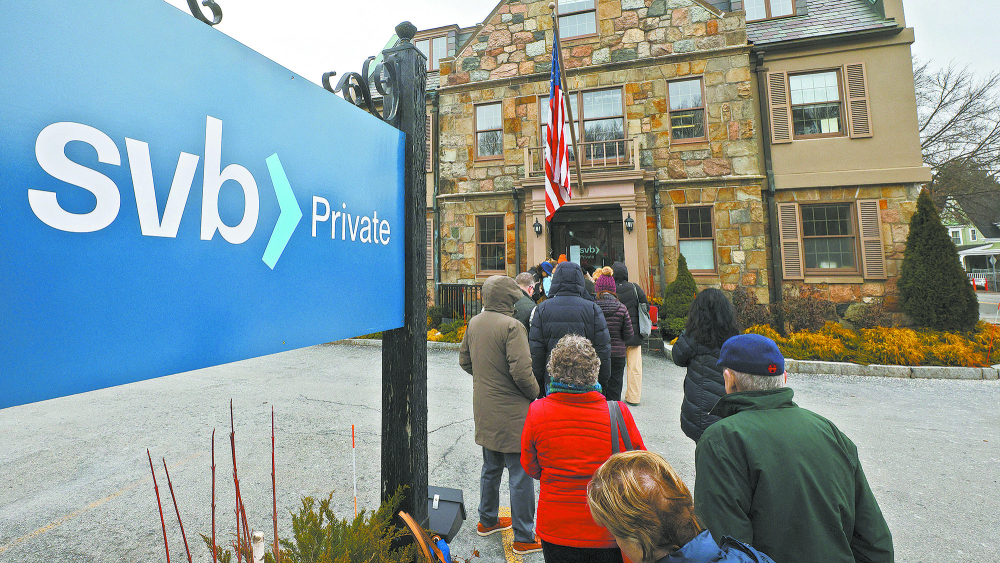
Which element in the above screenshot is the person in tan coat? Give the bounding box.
[460,275,542,554]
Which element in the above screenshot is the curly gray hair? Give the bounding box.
[547,334,600,388]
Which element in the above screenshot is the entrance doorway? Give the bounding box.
[549,205,625,271]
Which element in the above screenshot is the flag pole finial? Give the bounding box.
[548,2,556,9]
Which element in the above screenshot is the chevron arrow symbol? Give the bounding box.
[262,153,303,270]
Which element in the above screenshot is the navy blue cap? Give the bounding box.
[717,333,785,376]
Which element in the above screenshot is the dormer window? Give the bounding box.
[415,36,448,71]
[745,0,795,21]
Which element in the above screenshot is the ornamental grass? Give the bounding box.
[744,321,1000,368]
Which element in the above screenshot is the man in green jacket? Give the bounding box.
[694,333,893,563]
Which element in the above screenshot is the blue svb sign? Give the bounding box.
[1,1,405,408]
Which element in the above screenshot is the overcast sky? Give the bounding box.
[160,0,997,87]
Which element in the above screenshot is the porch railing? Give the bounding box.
[437,283,483,322]
[523,137,641,178]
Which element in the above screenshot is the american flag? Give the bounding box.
[544,33,571,221]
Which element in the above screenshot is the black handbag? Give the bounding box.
[608,401,634,454]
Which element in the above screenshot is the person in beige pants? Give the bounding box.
[611,262,647,405]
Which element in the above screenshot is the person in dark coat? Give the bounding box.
[695,334,893,563]
[671,288,742,442]
[529,261,611,397]
[583,264,597,300]
[593,267,632,401]
[535,261,554,302]
[588,451,776,563]
[513,272,536,331]
[611,262,648,405]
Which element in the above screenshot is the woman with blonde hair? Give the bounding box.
[587,451,776,563]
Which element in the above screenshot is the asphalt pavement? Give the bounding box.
[1,344,998,562]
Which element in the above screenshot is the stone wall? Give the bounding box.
[776,184,920,309]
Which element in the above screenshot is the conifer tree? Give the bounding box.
[659,253,697,339]
[898,190,979,332]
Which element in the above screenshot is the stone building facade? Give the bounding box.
[432,0,770,302]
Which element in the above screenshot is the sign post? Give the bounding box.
[379,22,429,525]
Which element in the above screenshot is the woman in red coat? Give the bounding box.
[521,334,645,563]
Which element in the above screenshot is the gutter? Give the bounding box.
[431,91,441,304]
[753,49,786,328]
[652,179,668,300]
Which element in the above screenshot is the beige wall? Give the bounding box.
[762,28,930,189]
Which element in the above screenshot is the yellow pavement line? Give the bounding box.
[0,451,204,555]
[498,506,524,563]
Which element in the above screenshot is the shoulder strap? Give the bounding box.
[608,401,634,453]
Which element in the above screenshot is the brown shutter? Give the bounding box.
[844,63,873,139]
[767,71,793,144]
[425,113,434,172]
[857,199,886,279]
[426,218,434,279]
[777,202,804,279]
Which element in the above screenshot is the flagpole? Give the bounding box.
[549,2,586,197]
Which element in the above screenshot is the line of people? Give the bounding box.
[459,273,892,563]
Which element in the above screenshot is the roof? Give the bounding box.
[747,0,897,45]
[951,193,1000,239]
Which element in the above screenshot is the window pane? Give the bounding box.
[479,216,504,243]
[668,79,702,110]
[680,240,715,270]
[559,12,596,37]
[792,103,841,136]
[415,39,429,59]
[477,131,503,156]
[582,89,622,119]
[804,237,855,269]
[790,72,840,105]
[540,95,577,125]
[771,0,794,17]
[950,230,962,245]
[584,118,624,141]
[559,0,595,12]
[479,244,505,271]
[431,36,447,69]
[679,207,713,239]
[802,204,851,237]
[744,0,766,20]
[671,109,705,140]
[476,103,502,130]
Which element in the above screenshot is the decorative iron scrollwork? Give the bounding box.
[323,56,399,124]
[187,0,222,26]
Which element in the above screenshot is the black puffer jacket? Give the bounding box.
[612,262,647,347]
[529,262,611,396]
[672,332,725,442]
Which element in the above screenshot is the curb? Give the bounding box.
[661,343,1000,380]
[330,339,462,351]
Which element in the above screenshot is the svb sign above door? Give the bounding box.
[0,0,405,408]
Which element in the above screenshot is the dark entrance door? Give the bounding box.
[549,205,625,270]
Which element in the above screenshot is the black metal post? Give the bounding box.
[381,21,428,523]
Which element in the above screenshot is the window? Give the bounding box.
[541,88,625,160]
[475,103,503,158]
[971,230,978,242]
[477,215,506,273]
[744,0,794,21]
[415,35,448,71]
[668,78,706,142]
[950,229,963,246]
[778,200,885,279]
[789,71,843,138]
[558,0,597,38]
[427,218,434,279]
[677,207,715,272]
[801,204,856,271]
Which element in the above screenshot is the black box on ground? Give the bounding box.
[427,486,466,542]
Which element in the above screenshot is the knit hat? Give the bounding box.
[595,274,617,294]
[540,262,553,275]
[717,333,785,376]
[558,254,568,263]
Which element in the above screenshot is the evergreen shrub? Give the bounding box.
[898,190,979,332]
[659,254,697,340]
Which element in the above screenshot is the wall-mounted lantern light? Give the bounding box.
[533,218,544,237]
[624,213,634,233]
